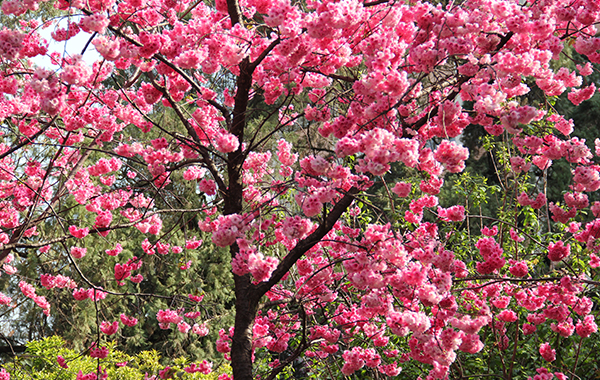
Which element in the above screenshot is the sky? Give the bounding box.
[34,18,102,69]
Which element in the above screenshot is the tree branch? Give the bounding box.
[226,0,244,27]
[155,80,228,193]
[253,187,359,300]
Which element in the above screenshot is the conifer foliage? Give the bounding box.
[1,0,600,378]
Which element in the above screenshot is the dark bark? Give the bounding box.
[225,1,256,375]
[0,345,26,355]
[230,272,259,380]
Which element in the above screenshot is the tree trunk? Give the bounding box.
[231,272,258,380]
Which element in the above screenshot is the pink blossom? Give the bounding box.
[530,193,547,209]
[539,342,556,362]
[92,36,120,60]
[341,347,366,375]
[184,360,212,375]
[189,294,204,302]
[379,362,402,376]
[216,329,231,353]
[100,320,119,335]
[576,315,598,338]
[434,140,469,173]
[574,297,593,316]
[277,139,297,166]
[577,62,594,76]
[199,179,217,196]
[73,288,89,301]
[70,247,87,259]
[90,345,109,359]
[392,182,411,197]
[211,214,247,247]
[81,13,109,34]
[61,55,92,86]
[301,195,323,217]
[185,238,202,249]
[247,252,278,283]
[281,216,313,240]
[551,318,575,337]
[193,323,209,336]
[130,274,144,283]
[174,49,207,69]
[106,244,123,256]
[548,241,570,262]
[568,83,596,106]
[459,334,483,354]
[509,260,528,277]
[0,292,12,305]
[120,314,139,327]
[185,311,202,319]
[2,264,16,275]
[214,130,240,153]
[481,225,498,236]
[510,157,531,173]
[564,192,589,209]
[156,309,183,325]
[69,226,89,239]
[523,323,537,335]
[57,355,68,369]
[158,367,172,379]
[19,281,36,298]
[94,210,112,229]
[183,167,206,181]
[438,205,465,222]
[509,228,525,242]
[177,321,191,333]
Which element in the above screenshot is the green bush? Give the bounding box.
[1,336,231,380]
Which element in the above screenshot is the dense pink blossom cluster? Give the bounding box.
[2,0,600,378]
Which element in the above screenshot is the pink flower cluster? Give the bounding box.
[88,157,122,177]
[81,13,109,34]
[434,141,469,173]
[92,36,120,61]
[211,214,248,247]
[281,215,313,240]
[69,226,89,239]
[19,281,50,316]
[547,241,570,262]
[184,360,212,374]
[0,29,25,60]
[120,314,138,327]
[100,320,119,335]
[277,139,298,166]
[517,192,546,209]
[539,342,555,362]
[437,205,465,222]
[40,274,76,289]
[90,344,109,359]
[156,309,183,329]
[61,55,92,86]
[341,347,381,375]
[72,288,107,301]
[475,237,505,274]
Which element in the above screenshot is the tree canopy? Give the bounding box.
[2,0,600,379]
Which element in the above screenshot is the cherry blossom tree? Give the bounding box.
[2,0,600,379]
